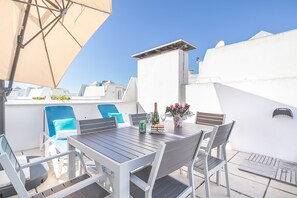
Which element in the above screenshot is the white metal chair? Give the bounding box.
[193,111,226,182]
[193,121,235,198]
[130,131,205,198]
[77,117,118,189]
[195,111,225,140]
[42,105,77,178]
[0,134,109,198]
[195,111,225,127]
[77,117,118,171]
[129,113,147,126]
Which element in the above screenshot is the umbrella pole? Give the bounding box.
[0,80,5,135]
[0,1,32,135]
[8,0,32,89]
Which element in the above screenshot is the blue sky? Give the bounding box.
[24,0,297,92]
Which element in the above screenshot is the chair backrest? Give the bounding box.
[77,117,117,135]
[129,113,147,126]
[195,111,225,126]
[97,104,119,118]
[148,131,205,185]
[0,135,29,197]
[44,106,76,137]
[206,121,235,151]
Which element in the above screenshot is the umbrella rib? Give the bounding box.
[61,0,65,9]
[44,16,62,38]
[65,0,71,9]
[44,0,60,10]
[22,13,62,47]
[54,0,62,9]
[12,0,60,12]
[35,0,57,88]
[65,0,112,14]
[45,2,83,48]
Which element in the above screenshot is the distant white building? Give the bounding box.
[78,80,126,100]
[8,87,70,99]
[6,87,26,100]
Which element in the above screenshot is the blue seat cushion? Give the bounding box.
[53,118,76,131]
[108,113,124,123]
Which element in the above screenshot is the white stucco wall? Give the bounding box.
[215,83,297,162]
[197,29,297,112]
[137,49,188,113]
[185,83,222,123]
[5,100,137,151]
[199,29,297,82]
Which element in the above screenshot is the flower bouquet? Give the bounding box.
[165,103,192,127]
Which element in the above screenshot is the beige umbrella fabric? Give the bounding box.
[0,0,111,135]
[0,0,112,88]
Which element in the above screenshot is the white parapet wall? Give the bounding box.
[5,100,137,151]
[215,83,297,162]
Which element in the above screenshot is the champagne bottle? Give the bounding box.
[152,102,160,125]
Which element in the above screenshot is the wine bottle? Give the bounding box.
[152,102,160,125]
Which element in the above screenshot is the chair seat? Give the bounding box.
[0,156,49,197]
[194,152,225,173]
[130,166,188,198]
[31,174,109,198]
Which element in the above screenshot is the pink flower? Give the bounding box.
[170,105,175,110]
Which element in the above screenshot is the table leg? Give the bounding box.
[68,143,75,179]
[113,166,130,198]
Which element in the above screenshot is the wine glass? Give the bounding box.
[160,113,166,124]
[146,113,152,127]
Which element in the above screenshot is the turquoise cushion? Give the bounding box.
[108,113,124,123]
[53,118,76,131]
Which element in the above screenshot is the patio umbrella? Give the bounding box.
[0,0,112,134]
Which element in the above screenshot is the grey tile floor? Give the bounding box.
[8,148,297,198]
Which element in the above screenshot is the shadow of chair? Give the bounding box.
[0,134,109,198]
[130,131,205,198]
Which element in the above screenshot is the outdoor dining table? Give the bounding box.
[67,122,213,198]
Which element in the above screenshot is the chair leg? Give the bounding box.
[224,162,231,197]
[44,140,50,157]
[204,173,211,198]
[223,148,231,197]
[39,133,44,150]
[77,153,87,175]
[57,156,66,178]
[188,166,196,198]
[216,146,221,186]
[204,159,211,198]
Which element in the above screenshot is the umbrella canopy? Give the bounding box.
[0,0,112,88]
[0,0,112,134]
